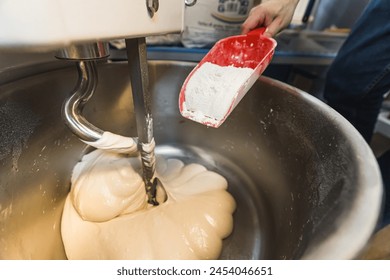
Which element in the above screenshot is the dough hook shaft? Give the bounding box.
[126,37,162,205]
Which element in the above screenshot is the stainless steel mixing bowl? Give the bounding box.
[0,60,383,259]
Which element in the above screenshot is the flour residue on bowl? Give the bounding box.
[181,62,254,126]
[61,148,236,260]
[0,101,40,171]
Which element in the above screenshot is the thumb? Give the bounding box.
[263,18,284,37]
[263,28,274,37]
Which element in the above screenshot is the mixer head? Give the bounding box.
[0,0,185,51]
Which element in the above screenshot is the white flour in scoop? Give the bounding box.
[182,62,254,126]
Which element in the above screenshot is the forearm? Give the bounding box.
[241,0,300,37]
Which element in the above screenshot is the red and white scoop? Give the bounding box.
[179,28,277,128]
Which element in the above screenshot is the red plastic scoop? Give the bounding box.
[179,28,277,128]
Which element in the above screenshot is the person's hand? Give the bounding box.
[241,0,299,37]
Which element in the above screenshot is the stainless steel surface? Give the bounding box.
[126,38,158,205]
[0,60,383,259]
[62,61,103,141]
[275,29,347,58]
[55,42,110,61]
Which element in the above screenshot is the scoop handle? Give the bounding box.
[247,27,266,37]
